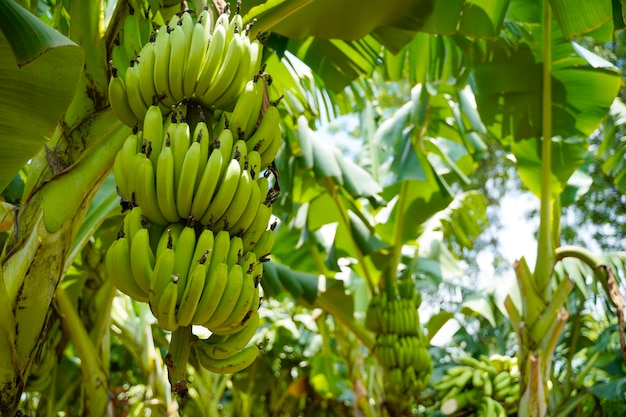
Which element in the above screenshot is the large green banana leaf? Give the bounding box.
[0,0,83,194]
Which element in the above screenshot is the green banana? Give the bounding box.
[214,167,252,231]
[176,140,202,219]
[241,201,273,253]
[176,258,207,327]
[195,19,227,99]
[171,118,191,194]
[157,278,179,332]
[251,229,275,262]
[190,148,223,222]
[213,33,252,111]
[131,152,168,225]
[200,158,241,226]
[137,41,159,111]
[195,343,259,374]
[124,63,149,123]
[106,225,149,302]
[200,27,243,107]
[155,138,181,223]
[153,24,175,106]
[192,262,229,325]
[172,222,197,303]
[204,263,243,330]
[198,310,260,359]
[143,104,164,167]
[113,129,141,200]
[228,172,261,235]
[167,21,187,103]
[183,20,210,98]
[129,220,155,294]
[108,66,139,128]
[123,7,143,60]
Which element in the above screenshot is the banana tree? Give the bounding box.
[1,0,625,416]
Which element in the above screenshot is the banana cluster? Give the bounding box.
[113,101,279,228]
[107,2,282,376]
[366,279,433,399]
[434,354,520,416]
[109,6,263,128]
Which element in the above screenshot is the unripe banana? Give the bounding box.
[200,28,243,107]
[155,138,181,223]
[167,21,187,102]
[108,66,139,128]
[228,78,263,140]
[246,150,262,180]
[229,175,266,235]
[150,230,176,308]
[113,129,141,200]
[176,140,202,219]
[200,158,241,226]
[111,44,130,79]
[214,168,253,231]
[143,104,164,167]
[189,227,215,276]
[212,264,256,333]
[192,116,211,188]
[241,202,272,253]
[190,148,223,222]
[106,226,149,302]
[195,20,227,98]
[176,258,207,327]
[227,236,243,269]
[172,222,197,303]
[206,230,230,278]
[124,63,149,123]
[156,278,179,332]
[131,152,169,225]
[153,25,175,106]
[212,34,252,111]
[192,262,229,325]
[129,220,155,294]
[171,119,191,194]
[137,41,159,111]
[230,139,248,170]
[251,228,274,261]
[123,8,143,60]
[198,310,260,359]
[183,21,210,98]
[215,127,234,163]
[204,263,244,330]
[195,343,259,374]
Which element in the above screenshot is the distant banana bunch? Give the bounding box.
[106,2,282,375]
[434,354,520,417]
[365,279,433,400]
[109,5,263,127]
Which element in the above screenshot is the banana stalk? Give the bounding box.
[167,325,194,397]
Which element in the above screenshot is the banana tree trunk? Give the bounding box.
[0,107,128,416]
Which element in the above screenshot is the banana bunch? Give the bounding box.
[107,2,282,377]
[434,354,520,416]
[105,206,267,333]
[109,6,264,128]
[112,103,278,228]
[366,279,433,400]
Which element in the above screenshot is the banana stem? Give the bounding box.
[385,180,411,299]
[167,325,193,398]
[535,0,555,293]
[55,285,109,416]
[323,177,376,294]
